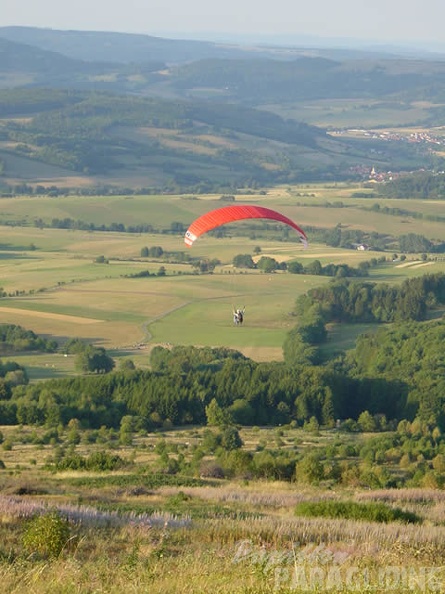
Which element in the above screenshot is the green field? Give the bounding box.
[0,187,444,371]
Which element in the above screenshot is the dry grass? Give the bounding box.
[0,424,444,593]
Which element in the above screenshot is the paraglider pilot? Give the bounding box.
[233,306,246,325]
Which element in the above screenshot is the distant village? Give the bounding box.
[334,127,445,182]
[334,127,444,147]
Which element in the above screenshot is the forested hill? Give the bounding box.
[0,26,399,65]
[0,26,274,64]
[0,37,165,87]
[0,38,87,74]
[170,57,445,104]
[1,27,445,190]
[3,27,445,105]
[0,88,364,190]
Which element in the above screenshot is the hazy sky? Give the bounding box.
[2,0,445,47]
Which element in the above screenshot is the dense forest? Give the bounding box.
[376,171,445,199]
[293,273,445,324]
[170,57,445,104]
[1,273,445,437]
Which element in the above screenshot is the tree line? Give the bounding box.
[0,324,57,353]
[293,273,445,324]
[376,171,445,199]
[0,273,445,436]
[1,309,444,434]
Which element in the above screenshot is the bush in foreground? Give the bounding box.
[22,511,71,558]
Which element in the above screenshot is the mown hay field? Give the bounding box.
[0,187,444,369]
[2,189,445,241]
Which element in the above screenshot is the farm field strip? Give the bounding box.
[0,306,102,324]
[0,188,443,363]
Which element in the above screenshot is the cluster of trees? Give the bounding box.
[283,304,327,366]
[179,416,445,487]
[398,233,435,253]
[2,182,246,198]
[300,224,392,252]
[140,246,195,266]
[306,221,444,254]
[295,273,445,324]
[232,253,287,272]
[0,324,57,353]
[377,171,445,199]
[368,202,445,225]
[63,338,115,375]
[233,253,383,277]
[0,359,28,400]
[123,268,166,279]
[191,258,221,273]
[36,217,156,234]
[287,258,380,278]
[345,322,445,428]
[5,403,445,489]
[140,246,164,258]
[0,347,340,428]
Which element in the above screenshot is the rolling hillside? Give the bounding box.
[0,89,385,191]
[0,27,444,190]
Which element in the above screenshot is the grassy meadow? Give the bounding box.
[0,187,444,369]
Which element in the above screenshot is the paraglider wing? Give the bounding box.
[184,205,308,247]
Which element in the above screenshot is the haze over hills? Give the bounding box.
[156,29,445,59]
[0,25,423,64]
[0,26,294,64]
[1,26,445,191]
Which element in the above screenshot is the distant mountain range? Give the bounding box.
[0,26,291,64]
[2,28,445,104]
[155,30,445,58]
[0,26,412,65]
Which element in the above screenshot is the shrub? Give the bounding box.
[220,426,243,450]
[199,460,225,479]
[22,511,71,558]
[295,500,420,524]
[53,451,125,472]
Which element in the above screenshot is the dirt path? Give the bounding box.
[140,300,192,342]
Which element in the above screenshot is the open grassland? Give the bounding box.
[0,187,444,371]
[0,263,326,362]
[0,424,444,593]
[2,188,444,241]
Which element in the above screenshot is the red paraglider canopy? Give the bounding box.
[184,205,308,248]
